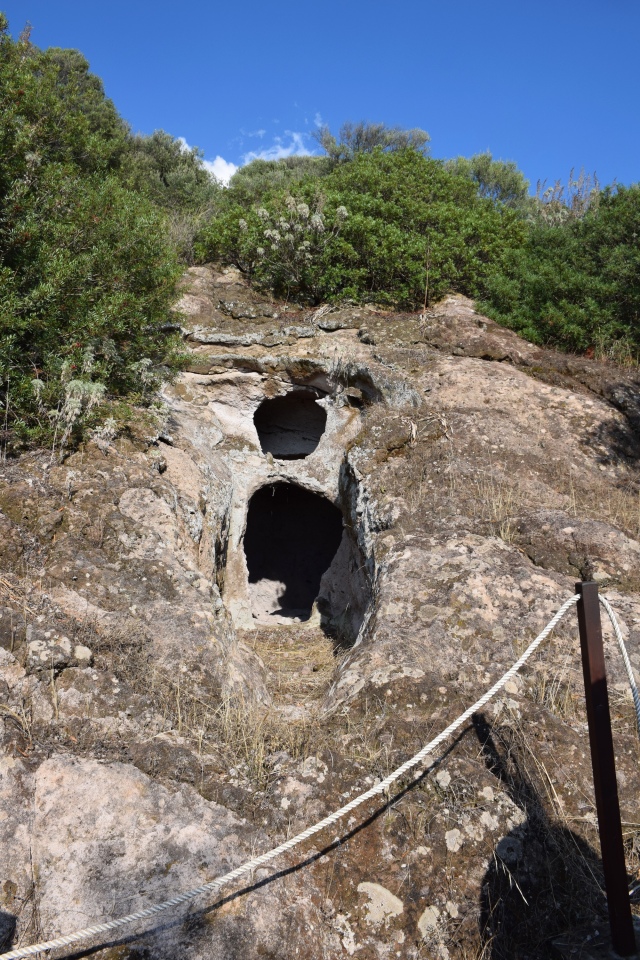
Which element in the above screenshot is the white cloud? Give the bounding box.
[202,156,239,186]
[242,131,312,164]
[314,112,323,129]
[240,128,267,139]
[177,137,238,186]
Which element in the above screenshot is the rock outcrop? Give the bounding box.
[2,265,640,958]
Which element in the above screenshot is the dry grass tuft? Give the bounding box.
[567,472,640,542]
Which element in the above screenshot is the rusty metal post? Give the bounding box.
[576,581,636,956]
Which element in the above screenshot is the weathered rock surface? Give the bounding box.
[2,264,640,958]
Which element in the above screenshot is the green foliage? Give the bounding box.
[0,17,185,449]
[2,6,638,461]
[121,130,223,262]
[0,31,128,195]
[481,185,640,354]
[205,196,351,303]
[199,149,525,307]
[446,152,531,212]
[123,130,220,212]
[0,164,185,444]
[226,155,332,206]
[314,121,430,163]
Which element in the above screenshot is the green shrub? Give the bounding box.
[121,130,223,262]
[225,155,332,207]
[481,185,640,355]
[445,152,531,212]
[1,164,184,443]
[198,149,526,307]
[0,16,185,449]
[314,121,431,163]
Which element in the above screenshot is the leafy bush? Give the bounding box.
[481,185,640,354]
[0,32,128,191]
[445,152,531,212]
[226,155,332,207]
[199,149,526,307]
[0,16,185,449]
[1,163,185,443]
[121,130,223,262]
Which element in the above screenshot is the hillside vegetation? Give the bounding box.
[0,16,219,448]
[1,14,639,449]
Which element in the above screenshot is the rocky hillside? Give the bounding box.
[2,265,640,959]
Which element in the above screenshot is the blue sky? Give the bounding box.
[3,0,639,189]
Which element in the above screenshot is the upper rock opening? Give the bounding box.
[243,482,343,622]
[254,390,327,460]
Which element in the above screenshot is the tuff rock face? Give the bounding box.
[2,264,640,958]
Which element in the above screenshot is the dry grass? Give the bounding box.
[566,468,640,541]
[370,392,640,557]
[466,472,522,543]
[90,624,321,787]
[3,606,391,795]
[0,573,39,618]
[243,623,338,704]
[526,653,582,722]
[208,697,320,787]
[83,618,365,790]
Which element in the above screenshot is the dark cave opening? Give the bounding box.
[243,483,343,621]
[254,390,327,460]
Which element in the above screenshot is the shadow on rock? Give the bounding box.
[0,909,17,953]
[473,713,609,959]
[592,378,640,467]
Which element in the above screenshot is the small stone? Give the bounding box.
[446,901,459,918]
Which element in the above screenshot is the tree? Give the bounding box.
[0,28,128,187]
[123,130,220,211]
[122,130,223,262]
[0,17,184,446]
[313,121,430,163]
[225,155,331,206]
[446,152,531,212]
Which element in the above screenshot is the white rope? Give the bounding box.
[0,593,580,960]
[599,595,640,738]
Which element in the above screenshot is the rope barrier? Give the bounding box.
[599,595,640,738]
[4,591,638,960]
[0,593,581,960]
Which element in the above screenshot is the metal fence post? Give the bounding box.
[576,581,636,956]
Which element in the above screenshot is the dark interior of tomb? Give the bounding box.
[243,483,343,620]
[253,390,327,460]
